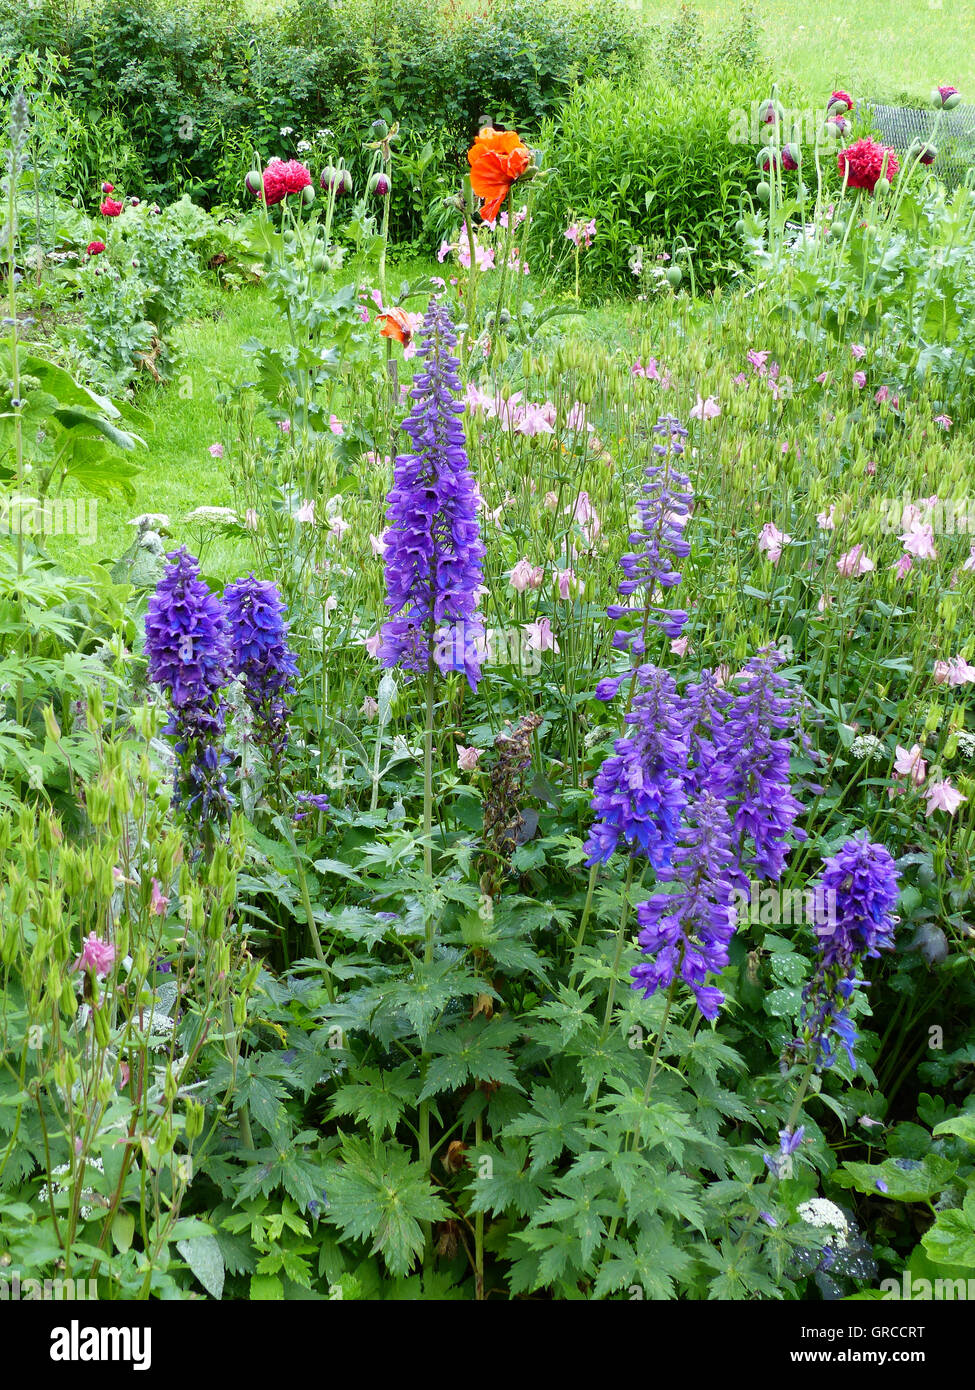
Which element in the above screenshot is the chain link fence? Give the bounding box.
[868,104,975,189]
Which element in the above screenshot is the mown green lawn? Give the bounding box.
[633,0,975,100]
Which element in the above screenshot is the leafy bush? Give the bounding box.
[0,0,647,244]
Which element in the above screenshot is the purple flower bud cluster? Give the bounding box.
[145,547,232,820]
[763,1124,805,1178]
[224,575,299,761]
[631,792,738,1019]
[584,665,688,868]
[586,649,808,1018]
[595,415,692,702]
[379,298,486,690]
[798,835,899,1070]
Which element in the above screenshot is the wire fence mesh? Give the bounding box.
[867,104,975,189]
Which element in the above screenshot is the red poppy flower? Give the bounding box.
[378,307,415,346]
[467,127,531,223]
[100,198,124,217]
[252,158,312,207]
[837,138,899,192]
[86,240,106,256]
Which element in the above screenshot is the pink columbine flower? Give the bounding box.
[894,744,927,785]
[925,779,967,817]
[278,419,291,433]
[329,515,349,541]
[543,491,559,511]
[747,349,770,375]
[852,370,867,389]
[361,697,379,720]
[817,505,836,531]
[556,568,581,600]
[328,415,344,436]
[369,532,386,557]
[523,618,559,654]
[851,343,866,360]
[457,745,482,772]
[944,655,975,686]
[933,414,953,430]
[509,557,544,592]
[364,632,382,658]
[74,933,116,977]
[837,545,874,576]
[244,509,259,531]
[758,521,792,564]
[893,553,914,580]
[690,394,721,421]
[208,443,224,458]
[295,499,316,524]
[516,402,556,437]
[670,636,689,657]
[900,521,937,560]
[150,879,169,917]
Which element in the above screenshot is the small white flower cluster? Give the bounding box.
[797,1197,850,1249]
[850,733,885,762]
[38,1157,105,1221]
[955,730,975,759]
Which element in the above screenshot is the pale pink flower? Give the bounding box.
[150,879,169,917]
[893,553,913,580]
[865,460,877,475]
[295,499,316,524]
[509,557,543,592]
[329,515,349,541]
[758,521,792,564]
[945,655,975,686]
[747,349,770,374]
[963,545,975,572]
[208,442,224,458]
[836,545,874,576]
[925,779,967,817]
[816,593,834,614]
[328,415,344,436]
[523,618,559,654]
[670,635,689,657]
[894,744,927,786]
[714,664,731,688]
[74,933,116,977]
[852,371,867,389]
[516,401,556,437]
[244,509,259,531]
[851,343,866,360]
[690,393,721,421]
[933,414,953,431]
[361,697,379,720]
[457,745,482,772]
[543,491,559,511]
[364,632,382,658]
[933,659,951,684]
[900,521,937,559]
[369,532,387,557]
[278,419,291,433]
[566,402,591,432]
[556,568,581,600]
[817,505,836,531]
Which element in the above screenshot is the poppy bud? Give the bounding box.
[909,139,937,166]
[782,143,800,170]
[756,180,771,203]
[874,177,891,195]
[244,169,263,194]
[319,164,337,191]
[301,182,315,205]
[101,181,114,194]
[665,265,682,287]
[735,217,746,236]
[369,171,391,197]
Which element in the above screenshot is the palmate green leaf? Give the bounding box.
[328,1064,419,1138]
[504,1086,589,1173]
[419,1015,521,1100]
[921,1190,975,1268]
[594,1220,693,1300]
[467,1142,549,1219]
[323,1137,450,1278]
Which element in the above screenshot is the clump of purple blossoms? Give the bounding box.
[798,835,899,1070]
[224,575,299,762]
[584,664,688,868]
[715,648,806,885]
[379,298,486,690]
[145,548,232,820]
[596,415,692,703]
[763,1124,806,1178]
[630,792,738,1019]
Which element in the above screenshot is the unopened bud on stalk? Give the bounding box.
[369,171,390,197]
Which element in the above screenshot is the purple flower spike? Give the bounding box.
[379,298,486,690]
[798,835,899,1071]
[145,548,232,821]
[224,574,299,760]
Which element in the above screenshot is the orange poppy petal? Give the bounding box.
[378,308,411,345]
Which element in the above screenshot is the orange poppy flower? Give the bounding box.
[378,307,414,346]
[467,127,531,223]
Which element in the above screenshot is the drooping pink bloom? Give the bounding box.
[925,780,967,817]
[900,521,937,559]
[150,879,170,917]
[516,401,556,437]
[74,933,116,977]
[208,442,224,458]
[670,635,689,657]
[817,504,836,530]
[893,553,913,580]
[509,557,543,592]
[690,393,721,420]
[522,618,559,654]
[295,499,316,523]
[894,744,927,785]
[457,745,482,771]
[944,655,975,686]
[837,545,874,576]
[364,632,383,658]
[758,521,792,564]
[852,370,867,389]
[933,414,953,430]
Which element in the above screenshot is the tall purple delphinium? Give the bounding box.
[596,415,693,703]
[631,792,738,1019]
[379,299,485,690]
[714,648,806,885]
[798,835,899,1070]
[224,575,299,763]
[145,547,232,821]
[584,664,688,869]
